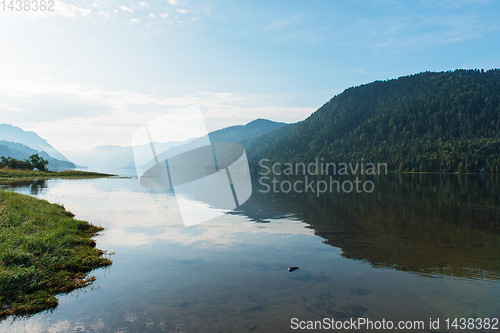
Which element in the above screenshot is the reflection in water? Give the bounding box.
[0,179,47,195]
[243,173,500,281]
[0,174,499,332]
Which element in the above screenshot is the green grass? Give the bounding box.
[0,190,112,319]
[0,168,115,180]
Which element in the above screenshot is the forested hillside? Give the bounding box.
[247,69,500,173]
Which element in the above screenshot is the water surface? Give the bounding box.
[1,173,499,332]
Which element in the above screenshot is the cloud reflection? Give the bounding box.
[30,178,314,248]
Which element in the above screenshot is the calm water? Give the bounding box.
[1,172,499,332]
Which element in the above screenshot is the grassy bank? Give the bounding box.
[0,168,114,180]
[0,190,112,319]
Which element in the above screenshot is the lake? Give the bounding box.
[1,172,499,332]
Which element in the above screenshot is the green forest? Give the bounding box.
[247,69,500,173]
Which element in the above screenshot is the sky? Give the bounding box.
[0,0,499,151]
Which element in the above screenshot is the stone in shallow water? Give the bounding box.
[288,267,299,272]
[172,301,188,307]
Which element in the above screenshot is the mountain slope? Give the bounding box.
[165,119,289,159]
[0,124,70,162]
[0,141,75,170]
[208,119,287,144]
[247,69,500,173]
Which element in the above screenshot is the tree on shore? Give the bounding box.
[29,154,49,171]
[0,154,49,171]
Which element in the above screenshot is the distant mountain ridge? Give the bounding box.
[64,119,287,170]
[0,141,75,170]
[0,124,70,162]
[64,141,195,170]
[208,119,287,144]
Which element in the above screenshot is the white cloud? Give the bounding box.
[55,2,92,17]
[97,11,111,19]
[0,79,314,150]
[130,19,141,23]
[0,103,25,113]
[92,1,105,8]
[4,0,198,29]
[120,5,133,12]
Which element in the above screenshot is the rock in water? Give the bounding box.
[288,267,299,272]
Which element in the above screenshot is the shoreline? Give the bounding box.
[390,171,500,175]
[251,168,500,176]
[0,169,116,180]
[0,189,112,320]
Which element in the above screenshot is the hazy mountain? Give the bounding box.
[0,124,70,162]
[246,69,500,173]
[0,141,75,170]
[65,119,287,170]
[63,145,134,170]
[63,141,192,170]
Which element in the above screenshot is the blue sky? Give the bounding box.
[0,0,499,151]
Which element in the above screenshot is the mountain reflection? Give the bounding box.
[3,174,499,281]
[240,173,500,281]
